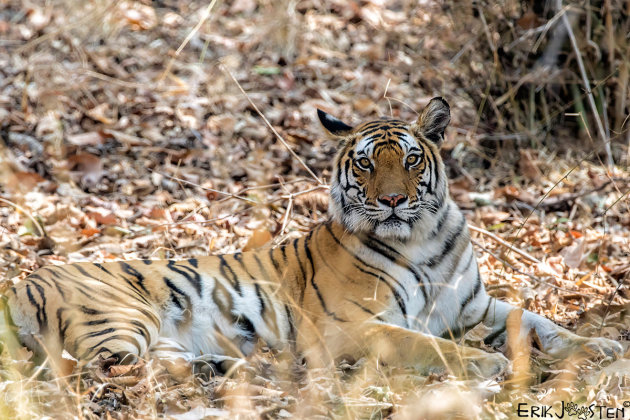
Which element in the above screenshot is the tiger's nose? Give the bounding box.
[378,194,407,208]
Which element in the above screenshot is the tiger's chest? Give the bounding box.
[352,236,476,335]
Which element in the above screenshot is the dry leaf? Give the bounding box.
[242,229,272,251]
[86,104,116,125]
[81,227,101,237]
[87,211,117,225]
[480,210,510,225]
[67,153,102,173]
[560,237,586,269]
[518,149,542,181]
[67,131,106,146]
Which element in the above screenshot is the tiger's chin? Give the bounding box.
[337,211,413,240]
[329,197,413,240]
[373,218,412,240]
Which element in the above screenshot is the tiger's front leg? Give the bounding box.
[479,298,624,361]
[308,322,509,378]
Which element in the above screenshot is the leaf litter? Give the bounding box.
[0,0,629,418]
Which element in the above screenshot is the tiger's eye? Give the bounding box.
[357,157,371,169]
[406,154,419,166]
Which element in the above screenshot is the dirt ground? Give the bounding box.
[0,1,629,418]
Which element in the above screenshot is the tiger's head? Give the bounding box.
[319,97,451,240]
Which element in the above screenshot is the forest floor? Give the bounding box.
[0,1,629,418]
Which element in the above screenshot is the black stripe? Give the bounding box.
[80,305,102,315]
[235,315,256,339]
[324,223,408,318]
[82,327,116,339]
[164,277,189,310]
[85,319,108,326]
[94,263,114,276]
[81,334,142,360]
[424,215,466,267]
[253,283,266,315]
[56,307,66,341]
[358,126,387,138]
[268,249,280,273]
[25,285,44,327]
[347,299,385,322]
[167,260,202,296]
[429,202,450,238]
[32,282,48,326]
[119,262,150,295]
[461,270,482,310]
[188,258,198,268]
[284,304,296,346]
[234,252,256,282]
[131,320,152,343]
[424,142,440,194]
[360,236,428,301]
[306,232,346,322]
[484,325,507,346]
[25,274,52,288]
[243,254,267,315]
[73,264,97,281]
[53,281,66,299]
[292,239,307,305]
[252,255,269,315]
[218,255,242,295]
[461,248,475,272]
[481,298,493,323]
[83,265,152,307]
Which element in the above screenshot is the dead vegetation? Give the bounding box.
[0,0,629,418]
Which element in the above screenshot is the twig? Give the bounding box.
[158,0,219,83]
[154,170,326,205]
[471,239,590,294]
[598,270,628,333]
[281,185,329,199]
[536,179,615,210]
[383,79,420,117]
[559,0,614,168]
[221,64,323,185]
[0,197,45,237]
[278,197,294,237]
[150,170,260,204]
[468,224,541,264]
[383,79,393,117]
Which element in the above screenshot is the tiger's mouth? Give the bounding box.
[370,213,413,239]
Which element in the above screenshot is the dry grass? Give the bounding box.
[0,0,629,418]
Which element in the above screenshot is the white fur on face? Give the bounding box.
[329,130,446,241]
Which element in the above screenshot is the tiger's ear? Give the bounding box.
[317,109,353,137]
[413,97,451,146]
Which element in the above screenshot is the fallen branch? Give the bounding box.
[468,224,541,264]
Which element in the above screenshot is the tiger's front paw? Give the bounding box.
[453,350,509,379]
[468,352,510,378]
[582,337,624,362]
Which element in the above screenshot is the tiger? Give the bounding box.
[0,97,623,380]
